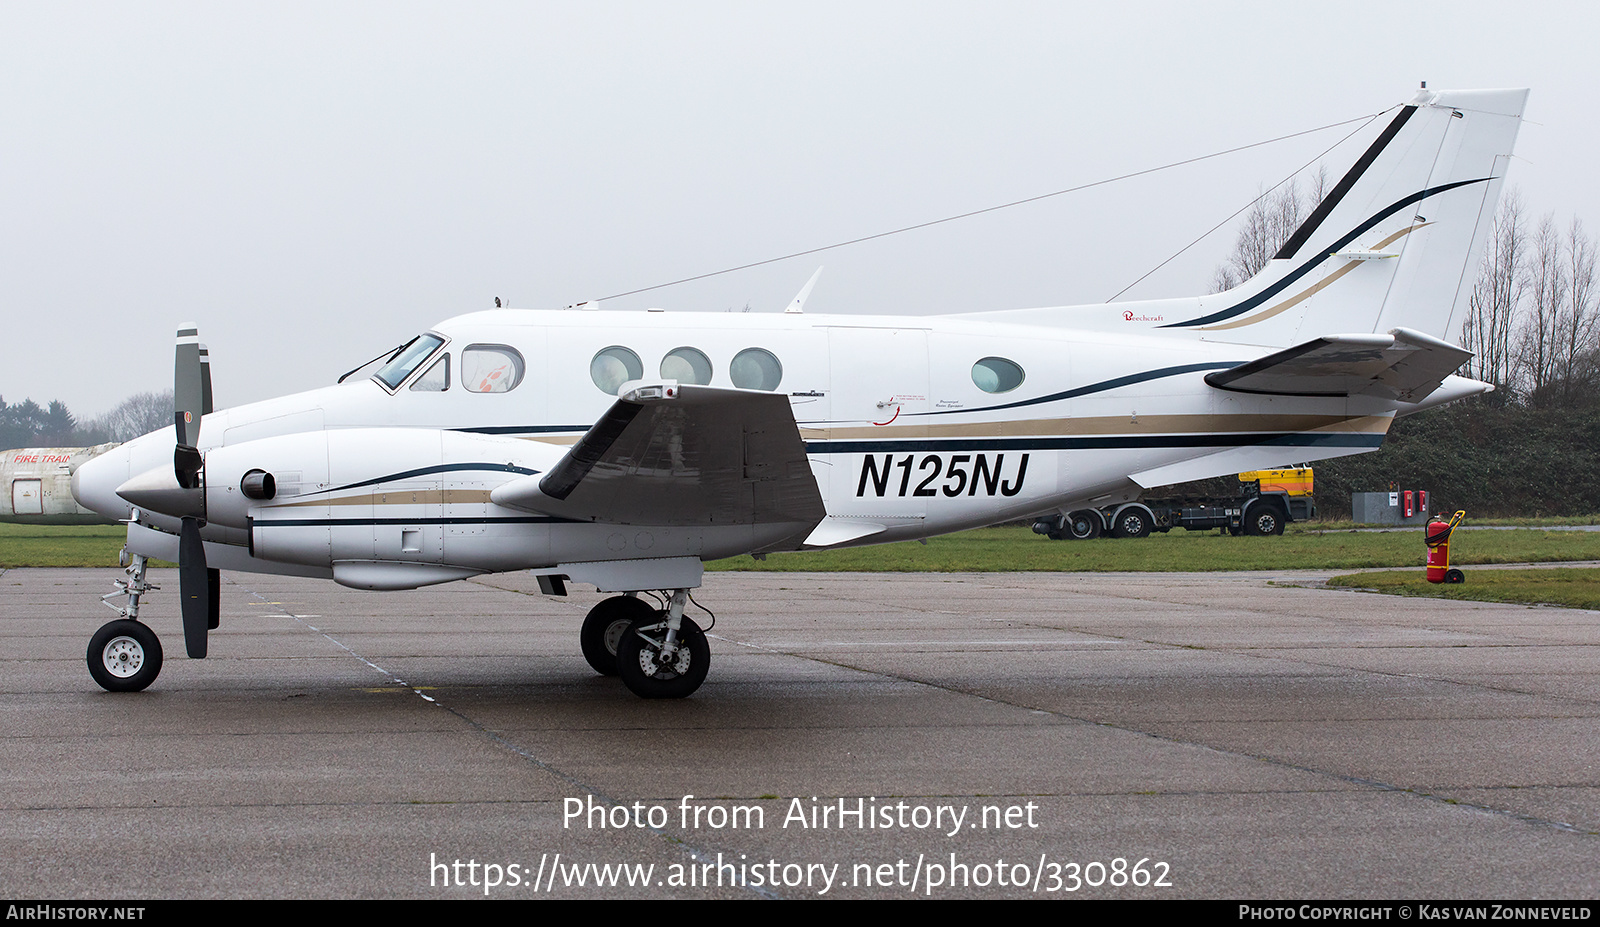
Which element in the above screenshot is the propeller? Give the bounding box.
[172,323,219,658]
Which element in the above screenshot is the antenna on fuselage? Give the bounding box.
[785,266,823,314]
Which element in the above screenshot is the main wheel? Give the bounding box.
[1066,510,1102,540]
[580,596,658,675]
[1244,504,1285,536]
[1445,568,1465,584]
[1111,508,1150,539]
[87,619,163,692]
[616,615,709,699]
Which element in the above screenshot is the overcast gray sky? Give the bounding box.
[3,1,1596,417]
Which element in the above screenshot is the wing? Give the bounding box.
[1204,327,1477,402]
[490,382,825,534]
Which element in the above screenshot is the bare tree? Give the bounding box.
[83,391,174,442]
[1518,213,1568,404]
[1210,168,1328,293]
[1554,218,1600,404]
[1462,190,1526,389]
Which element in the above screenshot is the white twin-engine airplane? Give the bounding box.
[72,87,1526,698]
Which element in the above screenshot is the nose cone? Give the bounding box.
[72,443,134,520]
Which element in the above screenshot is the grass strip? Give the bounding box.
[7,522,1600,573]
[1327,568,1600,611]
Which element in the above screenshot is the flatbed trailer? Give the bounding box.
[1033,468,1315,540]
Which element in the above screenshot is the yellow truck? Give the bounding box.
[1034,467,1315,539]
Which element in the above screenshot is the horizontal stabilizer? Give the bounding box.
[1204,328,1472,402]
[803,518,887,548]
[490,383,826,530]
[1129,441,1380,490]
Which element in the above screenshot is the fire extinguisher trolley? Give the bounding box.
[1425,511,1467,584]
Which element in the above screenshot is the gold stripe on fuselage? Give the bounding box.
[270,488,496,508]
[797,413,1392,441]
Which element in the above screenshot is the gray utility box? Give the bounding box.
[1351,491,1432,526]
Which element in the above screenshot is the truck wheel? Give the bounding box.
[1244,504,1285,536]
[1112,508,1150,539]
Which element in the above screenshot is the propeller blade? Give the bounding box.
[174,323,204,489]
[179,516,210,658]
[208,568,221,630]
[200,343,214,416]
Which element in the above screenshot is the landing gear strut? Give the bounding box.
[615,590,709,699]
[88,551,164,692]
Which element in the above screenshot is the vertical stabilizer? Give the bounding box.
[1164,88,1527,348]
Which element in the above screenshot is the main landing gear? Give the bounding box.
[87,552,164,692]
[580,589,710,699]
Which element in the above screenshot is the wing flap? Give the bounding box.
[1204,328,1473,402]
[491,383,825,531]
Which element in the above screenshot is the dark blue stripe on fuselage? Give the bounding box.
[255,515,580,528]
[318,462,541,495]
[454,425,591,435]
[915,362,1242,417]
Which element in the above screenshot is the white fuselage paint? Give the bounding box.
[72,308,1396,586]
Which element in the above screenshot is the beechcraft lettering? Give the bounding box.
[69,87,1529,699]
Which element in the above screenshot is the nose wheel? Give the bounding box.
[88,619,164,692]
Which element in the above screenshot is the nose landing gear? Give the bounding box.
[88,551,164,692]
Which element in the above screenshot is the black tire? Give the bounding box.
[87,619,163,692]
[580,596,658,675]
[1066,510,1102,540]
[1445,569,1465,584]
[1111,508,1150,539]
[1244,504,1285,536]
[616,615,709,699]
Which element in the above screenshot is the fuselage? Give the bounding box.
[2,444,120,525]
[72,307,1397,586]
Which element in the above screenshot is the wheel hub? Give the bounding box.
[102,637,145,678]
[637,642,691,680]
[602,619,631,656]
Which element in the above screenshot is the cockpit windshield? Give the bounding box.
[373,334,445,390]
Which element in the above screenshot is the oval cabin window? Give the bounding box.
[971,357,1025,394]
[730,348,783,391]
[590,346,643,394]
[661,347,713,385]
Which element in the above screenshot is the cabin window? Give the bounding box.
[591,346,643,394]
[374,334,444,390]
[972,356,1024,393]
[461,344,525,393]
[410,354,450,392]
[661,347,712,385]
[730,348,783,391]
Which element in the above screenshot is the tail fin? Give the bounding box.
[1167,88,1528,347]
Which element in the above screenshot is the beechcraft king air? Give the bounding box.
[71,87,1526,697]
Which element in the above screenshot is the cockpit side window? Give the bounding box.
[374,334,445,390]
[462,344,525,393]
[410,353,450,391]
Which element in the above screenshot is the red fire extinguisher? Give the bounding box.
[1425,511,1466,584]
